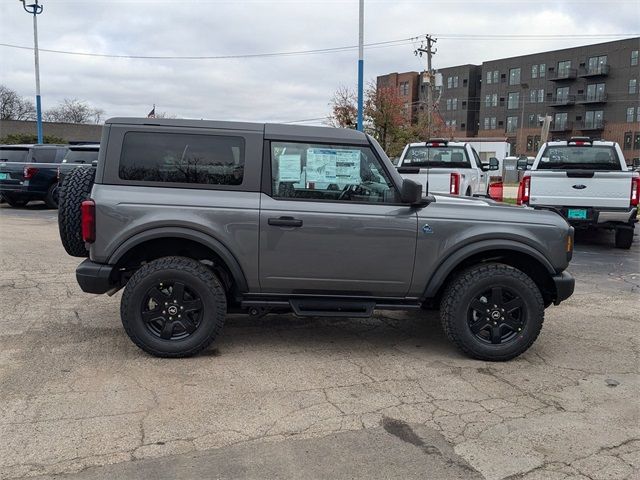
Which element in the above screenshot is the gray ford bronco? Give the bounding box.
[58,117,575,361]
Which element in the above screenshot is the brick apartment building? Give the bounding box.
[376,71,421,123]
[377,37,640,163]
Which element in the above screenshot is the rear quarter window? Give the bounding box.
[118,131,245,185]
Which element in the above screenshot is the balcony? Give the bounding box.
[550,95,576,107]
[550,121,573,132]
[576,93,608,104]
[579,64,610,77]
[579,120,606,131]
[549,68,577,81]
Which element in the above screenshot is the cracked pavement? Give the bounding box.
[0,203,638,480]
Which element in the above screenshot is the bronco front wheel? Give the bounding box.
[120,256,226,358]
[440,263,544,361]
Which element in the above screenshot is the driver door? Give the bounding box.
[259,140,417,297]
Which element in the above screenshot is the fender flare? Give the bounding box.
[422,239,555,299]
[108,226,249,293]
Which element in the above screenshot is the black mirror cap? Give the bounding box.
[633,158,640,168]
[489,157,500,171]
[400,178,423,204]
[516,158,529,170]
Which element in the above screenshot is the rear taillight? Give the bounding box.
[23,166,38,179]
[631,177,640,207]
[517,176,531,205]
[81,200,96,243]
[450,172,461,195]
[488,181,504,202]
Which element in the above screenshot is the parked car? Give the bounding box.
[57,144,99,186]
[0,144,68,208]
[59,117,574,361]
[396,139,499,197]
[517,137,639,249]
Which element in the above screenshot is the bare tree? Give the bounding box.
[327,86,357,129]
[0,85,36,121]
[44,98,104,124]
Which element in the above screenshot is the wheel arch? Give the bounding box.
[109,227,249,294]
[422,240,557,305]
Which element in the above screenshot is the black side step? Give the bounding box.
[290,299,375,318]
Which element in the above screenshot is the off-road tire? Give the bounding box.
[120,256,227,358]
[440,263,544,361]
[44,182,59,209]
[58,167,95,257]
[614,227,633,249]
[3,194,28,207]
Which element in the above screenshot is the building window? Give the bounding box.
[585,110,603,129]
[534,136,541,151]
[485,95,491,107]
[399,81,409,96]
[554,112,568,130]
[509,68,521,85]
[530,90,537,103]
[453,76,459,88]
[447,77,453,89]
[507,92,520,109]
[491,117,497,129]
[531,64,538,79]
[452,98,458,110]
[556,86,570,102]
[629,79,637,94]
[506,116,518,133]
[490,93,497,107]
[537,89,544,103]
[539,64,546,78]
[624,132,633,150]
[635,133,640,150]
[557,60,572,77]
[587,55,607,74]
[493,70,499,84]
[586,83,606,101]
[486,71,492,84]
[627,107,636,122]
[526,136,533,151]
[446,98,452,110]
[484,117,490,129]
[528,113,536,126]
[631,50,639,66]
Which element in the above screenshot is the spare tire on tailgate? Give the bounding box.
[58,167,96,257]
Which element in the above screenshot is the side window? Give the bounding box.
[270,142,398,203]
[119,131,244,185]
[54,148,68,163]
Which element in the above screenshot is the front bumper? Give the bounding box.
[552,271,575,305]
[76,259,117,294]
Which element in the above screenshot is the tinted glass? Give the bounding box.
[0,148,29,162]
[271,142,397,203]
[402,146,470,168]
[538,146,621,171]
[119,132,244,185]
[63,149,99,164]
[33,148,58,163]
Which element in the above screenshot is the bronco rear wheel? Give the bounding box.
[120,256,226,358]
[440,263,544,361]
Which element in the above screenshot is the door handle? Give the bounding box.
[268,216,303,227]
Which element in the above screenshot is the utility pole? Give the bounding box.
[356,0,364,131]
[415,35,437,138]
[19,0,44,144]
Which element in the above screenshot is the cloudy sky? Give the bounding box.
[0,0,638,124]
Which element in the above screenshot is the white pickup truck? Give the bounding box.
[396,139,499,197]
[517,137,639,249]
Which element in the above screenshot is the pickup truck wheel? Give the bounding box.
[58,167,95,257]
[614,227,633,249]
[120,256,227,358]
[44,182,59,209]
[440,263,544,361]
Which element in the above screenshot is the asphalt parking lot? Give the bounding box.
[0,202,638,480]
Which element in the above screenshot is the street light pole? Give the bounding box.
[19,0,44,144]
[356,0,364,132]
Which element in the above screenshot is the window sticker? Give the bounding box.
[277,154,302,182]
[306,148,361,184]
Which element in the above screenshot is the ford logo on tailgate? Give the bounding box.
[572,184,587,190]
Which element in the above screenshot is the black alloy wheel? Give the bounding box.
[141,281,203,340]
[467,286,526,345]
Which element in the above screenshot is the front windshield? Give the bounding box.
[538,146,621,170]
[63,149,99,164]
[402,146,470,168]
[0,148,29,162]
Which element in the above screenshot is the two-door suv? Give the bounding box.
[59,118,575,361]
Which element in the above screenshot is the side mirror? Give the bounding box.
[400,178,423,204]
[633,158,640,169]
[91,160,98,167]
[488,157,500,171]
[516,158,529,170]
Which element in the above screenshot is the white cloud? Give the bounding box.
[0,0,637,124]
